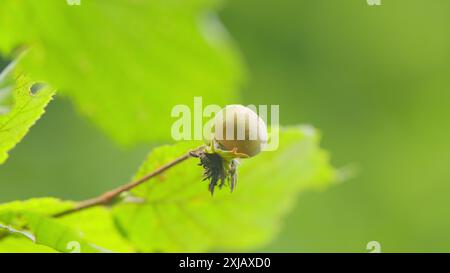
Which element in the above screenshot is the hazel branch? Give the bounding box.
[54,146,205,218]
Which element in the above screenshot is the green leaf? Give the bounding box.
[0,73,55,164]
[0,60,15,114]
[0,198,73,216]
[113,126,336,252]
[57,207,135,253]
[0,237,57,253]
[0,0,244,145]
[0,198,106,253]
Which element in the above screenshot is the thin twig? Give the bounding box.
[54,146,205,218]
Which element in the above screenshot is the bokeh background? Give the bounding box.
[1,0,450,252]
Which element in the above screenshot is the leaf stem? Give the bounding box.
[54,146,205,218]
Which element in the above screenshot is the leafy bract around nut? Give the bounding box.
[191,142,248,194]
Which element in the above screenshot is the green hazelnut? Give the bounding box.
[213,105,268,157]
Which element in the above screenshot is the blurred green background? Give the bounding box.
[1,0,450,252]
